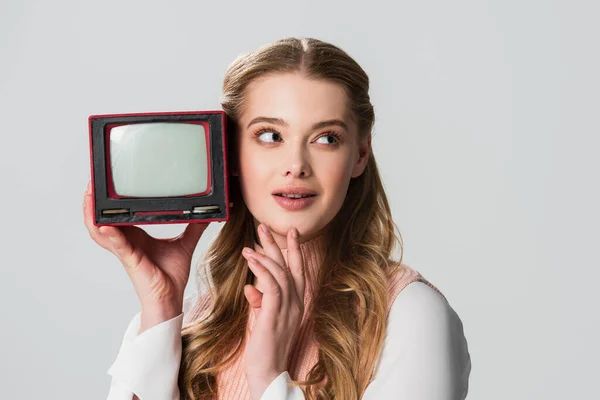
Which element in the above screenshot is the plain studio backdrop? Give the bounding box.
[1,0,598,398]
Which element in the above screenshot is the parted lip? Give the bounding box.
[272,186,318,196]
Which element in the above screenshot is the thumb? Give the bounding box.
[178,222,209,254]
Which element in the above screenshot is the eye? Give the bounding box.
[315,133,341,145]
[255,130,282,143]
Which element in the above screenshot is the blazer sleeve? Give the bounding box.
[106,311,184,400]
[260,371,306,400]
[106,293,199,400]
[362,281,472,399]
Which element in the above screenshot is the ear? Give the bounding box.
[351,135,371,178]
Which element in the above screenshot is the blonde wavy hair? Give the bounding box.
[179,37,403,399]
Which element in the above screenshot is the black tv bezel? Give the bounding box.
[89,111,229,226]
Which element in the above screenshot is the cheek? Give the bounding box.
[240,154,266,176]
[237,146,273,198]
[318,154,355,198]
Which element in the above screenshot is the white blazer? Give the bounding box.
[106,281,471,400]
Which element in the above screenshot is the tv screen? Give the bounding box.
[109,122,209,197]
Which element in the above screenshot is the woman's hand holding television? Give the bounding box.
[83,181,209,332]
[240,224,305,400]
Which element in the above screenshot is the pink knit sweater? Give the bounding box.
[183,234,445,399]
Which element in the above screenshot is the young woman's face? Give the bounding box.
[235,72,370,249]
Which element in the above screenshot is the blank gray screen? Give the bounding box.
[109,122,209,197]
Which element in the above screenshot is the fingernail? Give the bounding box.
[292,228,298,239]
[260,224,268,234]
[243,247,253,255]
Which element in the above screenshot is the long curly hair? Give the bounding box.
[178,37,403,399]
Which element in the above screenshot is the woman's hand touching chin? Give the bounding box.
[241,223,305,400]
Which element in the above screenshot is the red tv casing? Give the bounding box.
[88,111,230,226]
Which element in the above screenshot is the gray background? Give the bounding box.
[1,0,598,398]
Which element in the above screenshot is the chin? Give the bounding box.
[269,217,329,241]
[249,203,334,240]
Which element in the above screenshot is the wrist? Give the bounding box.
[246,370,283,400]
[139,301,182,333]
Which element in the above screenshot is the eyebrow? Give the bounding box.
[246,117,349,131]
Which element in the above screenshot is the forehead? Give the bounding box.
[239,73,352,127]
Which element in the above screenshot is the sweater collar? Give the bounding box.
[251,232,327,306]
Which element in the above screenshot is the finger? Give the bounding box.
[83,182,95,228]
[245,256,281,315]
[243,248,291,297]
[178,222,209,255]
[99,225,144,272]
[286,228,305,303]
[83,185,111,248]
[244,284,263,309]
[83,181,91,218]
[99,226,131,256]
[257,224,286,267]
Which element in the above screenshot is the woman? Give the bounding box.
[84,37,471,400]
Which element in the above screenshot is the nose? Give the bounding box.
[282,142,312,178]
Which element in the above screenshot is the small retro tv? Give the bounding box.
[88,111,230,226]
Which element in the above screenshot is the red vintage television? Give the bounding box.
[88,111,230,226]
